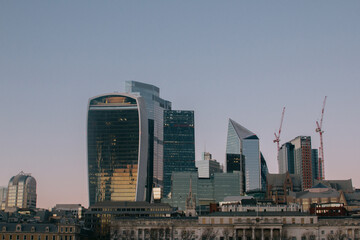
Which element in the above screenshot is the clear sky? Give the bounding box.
[1,1,359,209]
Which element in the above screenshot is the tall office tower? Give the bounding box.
[87,94,148,205]
[226,119,266,193]
[279,136,314,190]
[312,149,320,180]
[196,152,223,178]
[0,187,7,210]
[163,110,196,198]
[278,143,295,174]
[5,172,36,209]
[125,81,172,189]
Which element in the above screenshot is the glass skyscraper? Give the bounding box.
[125,81,171,189]
[87,94,148,205]
[226,119,267,193]
[163,110,196,198]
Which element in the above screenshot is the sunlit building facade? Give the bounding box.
[5,172,36,209]
[163,110,196,197]
[226,119,267,193]
[87,93,148,205]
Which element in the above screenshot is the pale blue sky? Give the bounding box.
[1,1,359,208]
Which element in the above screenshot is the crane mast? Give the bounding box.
[274,107,285,168]
[316,96,327,180]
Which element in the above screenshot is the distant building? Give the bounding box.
[87,93,148,204]
[165,171,244,211]
[266,172,302,204]
[0,219,85,240]
[314,179,354,193]
[125,81,172,191]
[196,152,222,178]
[288,183,347,212]
[0,187,7,210]
[278,136,318,190]
[5,172,36,210]
[163,110,196,198]
[52,204,86,219]
[225,119,268,193]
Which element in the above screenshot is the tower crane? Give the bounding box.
[274,107,285,165]
[316,96,327,180]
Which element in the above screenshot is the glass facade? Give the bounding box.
[87,94,148,205]
[163,110,196,198]
[226,119,266,193]
[125,81,171,189]
[278,142,295,174]
[312,149,320,180]
[6,173,36,209]
[165,171,243,210]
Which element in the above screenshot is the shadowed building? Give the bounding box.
[163,110,196,198]
[87,94,148,205]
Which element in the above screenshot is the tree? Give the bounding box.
[181,229,196,240]
[201,227,218,240]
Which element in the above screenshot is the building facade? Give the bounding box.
[279,136,318,190]
[87,93,148,205]
[125,81,172,189]
[226,119,267,193]
[163,110,196,198]
[0,187,7,210]
[196,158,222,179]
[5,172,36,210]
[165,171,244,211]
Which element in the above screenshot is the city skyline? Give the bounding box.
[1,1,360,208]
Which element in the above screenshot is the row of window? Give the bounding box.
[0,235,73,240]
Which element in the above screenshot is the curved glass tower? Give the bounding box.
[87,94,148,205]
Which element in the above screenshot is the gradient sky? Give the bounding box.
[1,1,359,209]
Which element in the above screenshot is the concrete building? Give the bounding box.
[196,152,222,178]
[52,204,86,219]
[87,93,148,204]
[163,110,196,198]
[5,172,36,210]
[225,119,268,193]
[110,212,360,240]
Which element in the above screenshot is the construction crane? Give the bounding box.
[274,107,286,163]
[316,96,327,180]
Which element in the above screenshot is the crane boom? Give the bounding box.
[274,107,285,171]
[316,96,327,180]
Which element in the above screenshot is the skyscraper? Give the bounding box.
[5,172,36,209]
[87,93,148,205]
[226,119,267,193]
[125,81,172,189]
[278,136,318,190]
[163,110,196,197]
